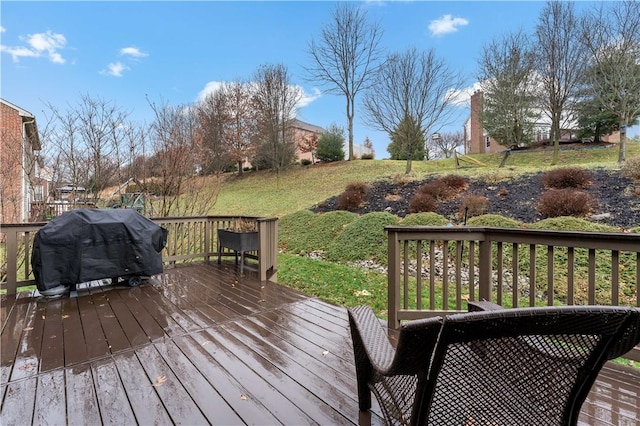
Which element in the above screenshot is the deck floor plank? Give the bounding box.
[91,358,138,425]
[172,333,282,425]
[65,364,102,425]
[219,317,361,424]
[153,338,244,425]
[39,299,65,372]
[7,298,45,383]
[61,296,89,366]
[34,369,66,425]
[0,377,36,425]
[113,350,174,425]
[1,262,638,425]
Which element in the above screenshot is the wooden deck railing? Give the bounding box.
[386,226,640,360]
[0,215,278,295]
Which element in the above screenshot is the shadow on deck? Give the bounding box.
[1,262,639,425]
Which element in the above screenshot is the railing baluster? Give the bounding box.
[497,242,503,306]
[403,240,409,310]
[468,241,475,302]
[568,247,575,305]
[456,241,462,310]
[612,250,619,306]
[547,245,554,306]
[529,244,536,307]
[429,241,435,311]
[442,240,449,310]
[588,248,596,305]
[513,243,519,308]
[416,240,422,311]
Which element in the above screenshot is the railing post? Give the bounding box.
[258,218,278,282]
[478,236,492,302]
[387,228,401,329]
[5,230,18,295]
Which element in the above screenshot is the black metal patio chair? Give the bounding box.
[348,304,640,426]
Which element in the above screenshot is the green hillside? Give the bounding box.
[210,143,640,218]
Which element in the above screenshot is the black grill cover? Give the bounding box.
[32,209,168,291]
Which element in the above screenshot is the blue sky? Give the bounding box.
[2,1,637,159]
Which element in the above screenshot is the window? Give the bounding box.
[34,185,43,202]
[485,136,490,148]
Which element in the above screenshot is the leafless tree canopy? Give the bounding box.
[363,47,464,170]
[478,30,538,148]
[305,2,384,160]
[430,131,464,159]
[581,0,640,162]
[252,64,301,177]
[535,1,586,164]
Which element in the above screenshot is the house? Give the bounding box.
[463,91,620,155]
[0,99,43,223]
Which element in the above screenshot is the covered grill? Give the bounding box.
[32,209,168,295]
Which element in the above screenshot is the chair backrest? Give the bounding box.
[413,306,640,426]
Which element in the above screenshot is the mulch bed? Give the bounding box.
[312,169,640,229]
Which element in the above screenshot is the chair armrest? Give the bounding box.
[467,300,504,312]
[348,306,397,370]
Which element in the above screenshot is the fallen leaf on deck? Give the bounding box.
[62,314,70,319]
[322,350,329,356]
[24,327,33,331]
[240,394,248,400]
[153,376,167,387]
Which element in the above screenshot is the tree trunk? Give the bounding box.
[347,99,354,160]
[619,121,627,163]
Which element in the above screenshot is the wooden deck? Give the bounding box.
[1,262,639,425]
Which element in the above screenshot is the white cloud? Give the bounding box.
[428,15,469,37]
[297,86,322,109]
[446,82,482,107]
[1,30,67,63]
[198,81,225,101]
[0,26,6,33]
[120,46,148,58]
[101,61,129,77]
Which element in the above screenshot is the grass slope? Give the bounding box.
[211,143,640,218]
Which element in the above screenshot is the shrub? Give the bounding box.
[497,187,509,197]
[621,156,640,181]
[465,214,521,228]
[418,180,454,201]
[439,174,467,192]
[409,192,437,213]
[316,125,346,162]
[541,167,592,189]
[536,189,596,218]
[391,172,417,186]
[325,212,399,264]
[300,159,313,166]
[361,153,375,160]
[401,212,449,226]
[345,181,369,195]
[337,189,366,211]
[459,195,489,218]
[529,217,618,232]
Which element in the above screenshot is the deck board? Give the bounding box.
[1,261,638,425]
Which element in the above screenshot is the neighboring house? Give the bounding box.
[463,91,620,155]
[0,99,42,223]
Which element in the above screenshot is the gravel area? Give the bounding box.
[312,169,640,229]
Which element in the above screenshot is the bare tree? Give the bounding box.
[147,98,220,217]
[430,131,464,159]
[363,47,464,172]
[222,81,258,174]
[478,31,538,148]
[535,1,587,165]
[197,88,234,174]
[74,94,128,199]
[581,0,640,163]
[305,2,384,160]
[252,64,301,181]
